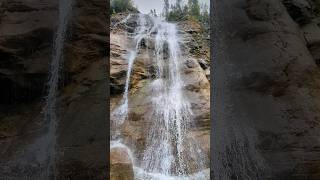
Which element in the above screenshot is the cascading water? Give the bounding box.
[43,0,72,179]
[111,14,148,139]
[111,14,208,180]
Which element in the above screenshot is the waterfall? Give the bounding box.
[141,18,206,177]
[111,14,148,139]
[43,0,72,179]
[111,14,208,180]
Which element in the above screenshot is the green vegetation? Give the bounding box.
[188,0,200,19]
[162,0,209,28]
[110,0,137,14]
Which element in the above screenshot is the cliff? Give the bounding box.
[212,0,320,179]
[110,13,210,179]
[0,0,108,179]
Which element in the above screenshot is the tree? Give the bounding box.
[153,9,158,17]
[163,0,170,19]
[150,9,158,17]
[111,0,137,14]
[188,0,200,19]
[175,0,183,13]
[200,3,209,27]
[165,0,188,21]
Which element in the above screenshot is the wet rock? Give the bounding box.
[178,19,202,34]
[198,59,209,70]
[110,147,134,180]
[110,14,210,172]
[302,19,320,66]
[56,0,108,178]
[214,0,320,179]
[178,20,209,63]
[0,0,57,105]
[1,0,108,178]
[309,42,320,65]
[0,1,58,177]
[246,0,281,21]
[283,0,314,25]
[302,21,320,44]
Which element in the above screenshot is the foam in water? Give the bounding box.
[110,141,209,180]
[43,0,72,178]
[141,17,207,176]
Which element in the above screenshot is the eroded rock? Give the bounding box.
[110,147,134,180]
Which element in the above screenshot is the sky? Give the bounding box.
[132,0,210,15]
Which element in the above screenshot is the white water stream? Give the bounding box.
[111,14,148,138]
[111,14,208,180]
[43,0,72,179]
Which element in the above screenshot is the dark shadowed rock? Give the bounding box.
[0,0,108,179]
[0,0,58,178]
[213,0,320,179]
[283,0,314,25]
[56,0,107,178]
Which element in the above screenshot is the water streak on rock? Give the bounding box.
[43,0,72,179]
[111,14,208,179]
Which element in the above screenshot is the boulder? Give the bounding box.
[110,147,134,180]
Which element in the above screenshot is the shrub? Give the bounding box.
[111,0,137,14]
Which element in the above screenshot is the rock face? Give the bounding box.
[110,13,210,177]
[0,1,58,178]
[56,0,107,179]
[0,0,57,105]
[0,0,107,179]
[212,0,320,179]
[110,147,134,180]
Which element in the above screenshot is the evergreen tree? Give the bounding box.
[150,9,158,17]
[162,0,208,23]
[175,0,183,13]
[153,9,158,17]
[163,0,170,19]
[166,0,187,21]
[188,0,200,19]
[200,3,209,27]
[111,0,137,14]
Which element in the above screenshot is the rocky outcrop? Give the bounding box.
[56,0,107,178]
[110,13,210,177]
[212,0,320,179]
[303,18,320,65]
[283,0,314,25]
[0,0,57,105]
[0,0,58,178]
[110,147,134,180]
[0,0,107,179]
[283,0,320,67]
